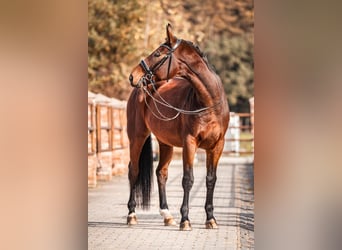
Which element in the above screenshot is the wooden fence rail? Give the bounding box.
[88,92,129,188]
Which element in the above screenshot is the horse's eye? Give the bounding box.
[154,51,161,57]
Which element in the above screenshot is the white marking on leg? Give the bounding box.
[128,212,136,218]
[159,209,172,219]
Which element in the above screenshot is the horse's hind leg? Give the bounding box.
[127,135,149,225]
[204,138,224,229]
[156,142,176,226]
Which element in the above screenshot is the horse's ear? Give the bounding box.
[166,23,177,46]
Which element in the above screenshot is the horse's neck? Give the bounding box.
[181,60,223,107]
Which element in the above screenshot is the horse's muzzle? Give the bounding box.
[129,74,139,87]
[129,74,134,84]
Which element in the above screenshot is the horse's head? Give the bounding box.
[129,23,206,87]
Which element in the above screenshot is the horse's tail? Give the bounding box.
[135,135,154,209]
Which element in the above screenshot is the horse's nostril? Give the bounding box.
[129,74,133,83]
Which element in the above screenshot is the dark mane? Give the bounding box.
[184,40,216,72]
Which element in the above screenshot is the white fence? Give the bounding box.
[151,111,254,161]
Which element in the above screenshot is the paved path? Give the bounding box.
[88,157,254,249]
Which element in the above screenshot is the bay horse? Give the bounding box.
[126,24,229,230]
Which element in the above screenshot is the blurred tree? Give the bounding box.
[88,0,254,112]
[160,0,254,111]
[88,0,146,98]
[206,35,254,112]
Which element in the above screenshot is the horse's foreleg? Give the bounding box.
[180,137,196,231]
[204,139,224,229]
[156,143,176,226]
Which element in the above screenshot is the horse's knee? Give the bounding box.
[156,168,168,184]
[182,173,194,190]
[206,175,217,189]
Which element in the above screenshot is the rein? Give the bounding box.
[134,39,222,121]
[141,80,222,121]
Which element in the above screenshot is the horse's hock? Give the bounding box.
[88,92,129,188]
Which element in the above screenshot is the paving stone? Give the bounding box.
[88,157,254,249]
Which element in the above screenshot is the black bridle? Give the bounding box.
[132,39,182,88]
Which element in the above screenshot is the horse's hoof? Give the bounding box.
[127,213,138,225]
[179,220,192,231]
[164,217,177,226]
[205,218,218,229]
